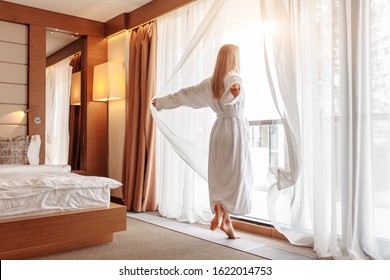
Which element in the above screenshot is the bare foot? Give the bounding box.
[210,203,223,231]
[220,212,240,239]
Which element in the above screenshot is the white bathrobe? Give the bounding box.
[155,72,252,215]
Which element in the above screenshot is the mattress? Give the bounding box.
[0,164,122,219]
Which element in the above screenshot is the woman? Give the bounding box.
[152,44,252,239]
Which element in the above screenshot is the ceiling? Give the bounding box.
[4,0,153,56]
[5,0,153,22]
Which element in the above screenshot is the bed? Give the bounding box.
[0,136,127,259]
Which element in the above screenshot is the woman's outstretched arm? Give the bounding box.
[153,79,209,111]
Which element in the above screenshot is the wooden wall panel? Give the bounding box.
[28,25,46,163]
[0,1,106,166]
[0,0,198,172]
[105,13,128,37]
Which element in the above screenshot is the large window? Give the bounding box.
[155,0,282,225]
[221,10,283,223]
[156,0,390,259]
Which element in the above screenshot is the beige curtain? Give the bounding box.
[122,22,157,212]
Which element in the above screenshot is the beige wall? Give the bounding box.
[108,31,128,198]
[0,20,28,138]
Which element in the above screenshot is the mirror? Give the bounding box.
[46,28,85,171]
[46,28,79,57]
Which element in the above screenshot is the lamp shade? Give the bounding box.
[70,71,81,105]
[93,62,125,101]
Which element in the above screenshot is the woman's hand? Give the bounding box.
[230,83,240,97]
[152,98,157,107]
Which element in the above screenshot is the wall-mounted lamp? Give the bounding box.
[70,71,81,106]
[93,62,125,101]
[24,106,42,125]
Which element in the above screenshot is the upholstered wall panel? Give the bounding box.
[0,62,28,84]
[0,41,28,64]
[0,105,27,138]
[0,20,28,44]
[0,20,28,138]
[0,104,27,124]
[0,125,27,138]
[0,84,27,104]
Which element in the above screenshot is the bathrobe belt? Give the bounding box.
[216,109,245,119]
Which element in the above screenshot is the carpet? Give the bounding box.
[30,217,266,260]
[128,212,318,260]
[30,212,318,260]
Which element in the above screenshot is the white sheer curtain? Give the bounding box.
[153,0,390,259]
[153,0,263,223]
[45,56,73,165]
[154,0,222,224]
[262,0,390,259]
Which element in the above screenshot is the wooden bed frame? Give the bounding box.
[0,202,127,259]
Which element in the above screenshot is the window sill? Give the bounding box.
[232,219,288,241]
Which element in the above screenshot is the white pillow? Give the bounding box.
[27,135,41,165]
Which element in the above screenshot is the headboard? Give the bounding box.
[0,20,28,138]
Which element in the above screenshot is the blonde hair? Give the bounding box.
[211,44,240,99]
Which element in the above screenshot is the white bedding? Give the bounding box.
[0,164,122,219]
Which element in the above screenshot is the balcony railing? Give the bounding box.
[243,119,284,222]
[248,119,283,167]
